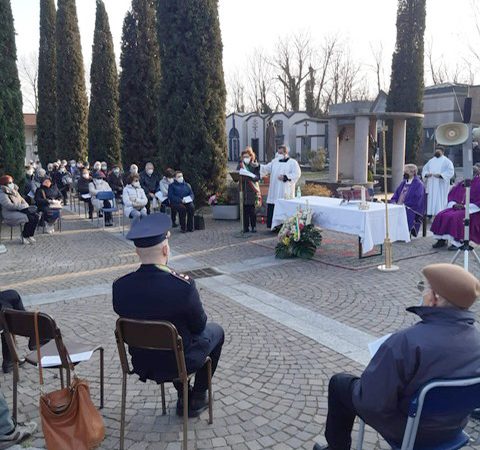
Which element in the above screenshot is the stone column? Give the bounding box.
[392,119,407,191]
[328,118,339,181]
[353,116,369,184]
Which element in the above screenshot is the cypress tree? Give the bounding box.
[157,0,227,205]
[88,0,121,165]
[0,0,25,182]
[119,0,160,169]
[56,0,89,161]
[37,0,57,164]
[386,0,426,163]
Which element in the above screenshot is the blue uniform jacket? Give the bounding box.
[113,264,208,382]
[168,181,194,206]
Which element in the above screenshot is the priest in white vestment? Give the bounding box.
[421,147,455,216]
[261,145,301,229]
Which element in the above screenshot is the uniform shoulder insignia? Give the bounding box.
[170,270,191,284]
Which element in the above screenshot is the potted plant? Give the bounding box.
[209,183,240,220]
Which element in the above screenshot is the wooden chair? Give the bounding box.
[115,318,213,450]
[0,309,104,422]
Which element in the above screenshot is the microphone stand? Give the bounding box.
[450,178,480,271]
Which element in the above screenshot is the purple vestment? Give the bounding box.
[390,176,425,236]
[430,177,480,244]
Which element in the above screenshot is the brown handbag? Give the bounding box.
[34,312,105,450]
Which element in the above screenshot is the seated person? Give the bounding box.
[168,171,195,233]
[313,263,480,450]
[53,164,72,206]
[107,166,124,200]
[0,175,39,244]
[389,164,425,237]
[77,168,94,219]
[89,171,114,226]
[431,163,480,250]
[156,168,178,227]
[140,162,160,214]
[122,174,148,223]
[123,164,139,184]
[34,177,62,234]
[23,165,37,205]
[113,214,224,417]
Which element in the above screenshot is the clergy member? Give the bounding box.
[430,163,480,250]
[261,145,301,229]
[421,147,454,216]
[390,164,425,236]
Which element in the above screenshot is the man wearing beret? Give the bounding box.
[113,213,225,417]
[314,263,480,450]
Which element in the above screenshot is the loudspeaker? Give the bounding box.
[464,97,473,123]
[435,122,469,146]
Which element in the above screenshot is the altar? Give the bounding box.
[271,196,410,255]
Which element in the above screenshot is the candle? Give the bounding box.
[361,186,366,204]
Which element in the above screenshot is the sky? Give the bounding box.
[10,0,480,113]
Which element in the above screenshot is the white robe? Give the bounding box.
[422,155,455,215]
[261,157,301,205]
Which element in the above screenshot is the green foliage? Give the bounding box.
[386,0,426,163]
[275,224,322,259]
[88,0,121,165]
[156,0,227,205]
[0,0,26,182]
[56,0,89,161]
[37,0,57,164]
[119,0,160,169]
[307,148,326,171]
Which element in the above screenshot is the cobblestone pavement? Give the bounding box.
[0,207,479,449]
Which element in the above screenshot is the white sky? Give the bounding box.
[11,0,480,113]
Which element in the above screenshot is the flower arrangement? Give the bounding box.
[275,205,322,259]
[208,183,239,206]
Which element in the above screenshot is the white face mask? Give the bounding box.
[113,169,120,175]
[176,177,184,183]
[146,169,153,176]
[7,183,14,190]
[82,174,89,179]
[101,165,107,171]
[243,157,251,165]
[26,169,34,176]
[94,164,101,171]
[60,168,66,173]
[132,181,141,188]
[70,163,76,167]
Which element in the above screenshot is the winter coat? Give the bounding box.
[237,161,261,206]
[77,177,92,196]
[352,306,480,446]
[89,179,113,211]
[157,177,171,201]
[140,171,160,197]
[168,181,194,206]
[107,173,124,195]
[122,184,148,217]
[53,170,71,192]
[23,175,38,199]
[34,185,62,212]
[0,185,29,226]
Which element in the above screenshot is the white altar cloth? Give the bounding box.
[272,196,410,254]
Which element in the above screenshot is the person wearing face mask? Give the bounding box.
[77,169,94,219]
[53,165,71,206]
[140,162,160,214]
[156,168,178,227]
[34,177,62,234]
[0,175,40,244]
[123,174,148,223]
[23,166,37,205]
[313,263,480,450]
[46,163,54,177]
[113,213,225,418]
[68,160,79,179]
[168,171,195,233]
[92,161,102,175]
[100,162,108,173]
[430,163,480,250]
[261,144,302,229]
[124,164,139,183]
[389,164,425,237]
[107,166,124,199]
[89,171,114,226]
[237,147,261,232]
[421,146,455,216]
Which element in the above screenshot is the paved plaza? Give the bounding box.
[0,206,479,449]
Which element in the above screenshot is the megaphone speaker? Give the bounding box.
[435,122,469,146]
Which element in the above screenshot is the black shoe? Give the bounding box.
[172,222,179,228]
[187,229,194,233]
[243,229,249,233]
[313,445,330,450]
[2,361,13,374]
[251,228,257,233]
[180,229,186,233]
[188,391,208,417]
[448,244,459,251]
[432,239,446,249]
[88,213,93,220]
[105,221,113,227]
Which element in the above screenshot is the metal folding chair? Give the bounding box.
[115,318,213,450]
[356,376,480,450]
[95,191,120,228]
[0,309,104,422]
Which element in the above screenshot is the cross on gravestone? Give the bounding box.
[304,121,309,136]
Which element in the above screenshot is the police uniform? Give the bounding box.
[112,214,224,402]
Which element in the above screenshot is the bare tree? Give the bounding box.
[18,52,39,114]
[369,41,386,94]
[246,49,276,113]
[226,70,246,113]
[426,39,470,85]
[272,32,313,111]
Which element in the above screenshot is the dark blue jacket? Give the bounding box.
[113,264,208,382]
[353,307,480,445]
[168,181,194,206]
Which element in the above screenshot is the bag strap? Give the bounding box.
[34,312,44,387]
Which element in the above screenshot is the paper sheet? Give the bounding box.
[239,168,256,179]
[41,350,94,368]
[368,333,392,358]
[183,195,193,204]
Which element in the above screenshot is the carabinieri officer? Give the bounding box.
[112,213,225,417]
